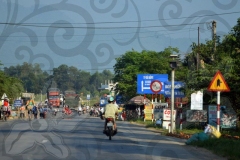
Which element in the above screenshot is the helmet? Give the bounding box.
[109,97,114,102]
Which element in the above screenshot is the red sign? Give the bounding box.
[150,80,162,93]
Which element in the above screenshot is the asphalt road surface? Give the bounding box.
[0,111,226,160]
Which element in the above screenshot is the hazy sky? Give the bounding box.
[0,0,239,73]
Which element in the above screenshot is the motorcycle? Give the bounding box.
[52,108,58,116]
[104,117,117,140]
[78,110,82,116]
[62,107,72,119]
[90,110,99,117]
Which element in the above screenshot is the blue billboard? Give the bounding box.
[164,81,185,98]
[14,100,22,107]
[137,74,168,94]
[100,97,108,107]
[116,94,124,104]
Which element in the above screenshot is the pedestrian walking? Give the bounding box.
[19,105,25,119]
[32,105,38,119]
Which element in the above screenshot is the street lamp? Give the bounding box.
[169,54,178,133]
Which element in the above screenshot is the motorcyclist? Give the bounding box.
[103,97,118,133]
[78,105,82,115]
[26,97,35,119]
[2,97,10,121]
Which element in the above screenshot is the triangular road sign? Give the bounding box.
[208,70,230,92]
[1,93,7,99]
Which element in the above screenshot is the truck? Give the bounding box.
[64,90,79,109]
[21,93,35,105]
[47,88,61,108]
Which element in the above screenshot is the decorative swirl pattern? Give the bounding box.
[90,0,117,13]
[212,0,237,10]
[111,0,128,18]
[0,0,238,74]
[15,46,54,70]
[159,1,232,32]
[113,0,145,49]
[95,43,115,66]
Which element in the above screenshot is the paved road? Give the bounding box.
[0,111,226,160]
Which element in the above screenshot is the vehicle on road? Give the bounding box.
[47,88,61,108]
[104,117,117,140]
[21,92,34,105]
[64,90,79,109]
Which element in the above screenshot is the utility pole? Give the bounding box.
[212,20,217,61]
[197,27,200,70]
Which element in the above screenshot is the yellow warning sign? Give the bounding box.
[208,70,230,92]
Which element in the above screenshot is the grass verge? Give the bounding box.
[190,138,240,160]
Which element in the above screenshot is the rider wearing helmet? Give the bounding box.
[103,97,118,133]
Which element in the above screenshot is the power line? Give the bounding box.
[0,28,197,38]
[0,22,208,29]
[0,29,198,43]
[0,10,238,25]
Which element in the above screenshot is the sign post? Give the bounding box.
[208,70,230,131]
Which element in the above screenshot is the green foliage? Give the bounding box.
[113,47,182,99]
[183,18,240,112]
[0,64,24,102]
[3,63,114,101]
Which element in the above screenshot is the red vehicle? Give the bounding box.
[47,88,61,108]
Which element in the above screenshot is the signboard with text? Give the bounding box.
[100,97,108,107]
[190,91,203,110]
[87,94,90,100]
[208,105,237,128]
[153,103,168,120]
[186,110,207,122]
[137,74,168,94]
[14,100,22,107]
[144,104,153,120]
[163,109,176,121]
[164,81,185,98]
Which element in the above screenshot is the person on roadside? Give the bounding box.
[32,105,38,119]
[103,97,118,133]
[121,110,126,121]
[19,105,25,119]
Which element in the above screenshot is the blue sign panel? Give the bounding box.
[14,100,22,107]
[116,94,123,104]
[164,81,185,98]
[100,97,108,107]
[164,90,185,98]
[137,74,168,94]
[164,81,185,90]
